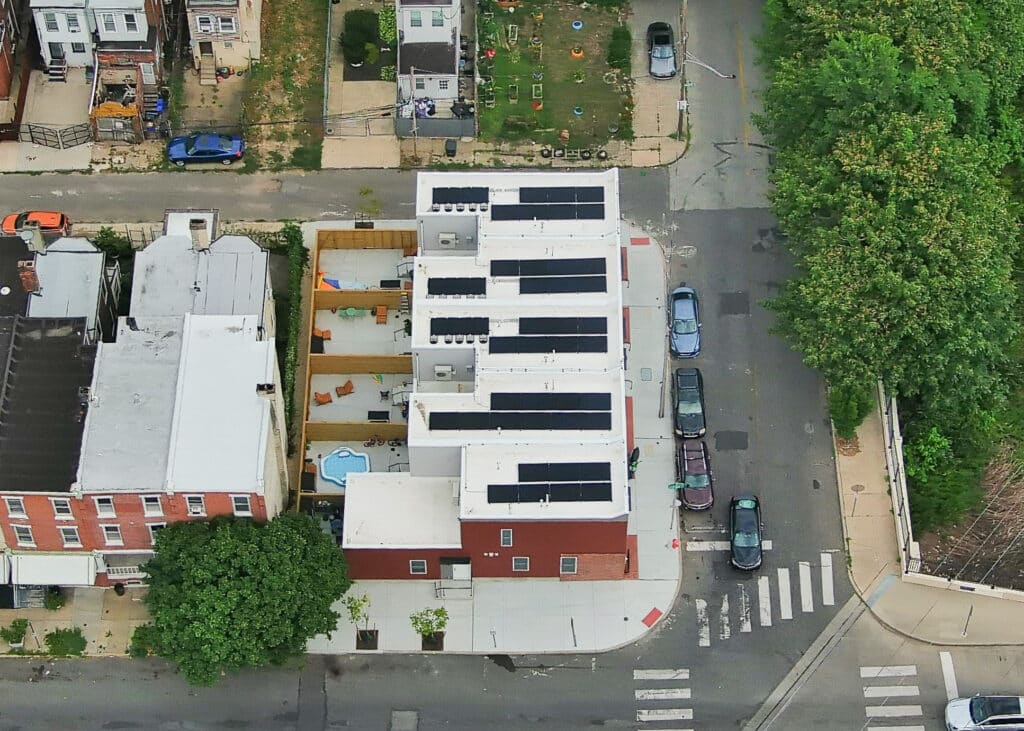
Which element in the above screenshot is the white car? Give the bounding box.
[946,695,1024,730]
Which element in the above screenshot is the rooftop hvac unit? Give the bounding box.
[434,364,454,381]
[438,232,457,248]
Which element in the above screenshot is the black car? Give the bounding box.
[673,367,706,438]
[729,495,763,570]
[679,441,713,510]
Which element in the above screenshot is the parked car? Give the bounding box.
[647,22,677,79]
[673,367,706,438]
[678,440,713,510]
[167,132,245,167]
[946,695,1024,730]
[670,286,701,357]
[1,210,71,237]
[729,495,763,570]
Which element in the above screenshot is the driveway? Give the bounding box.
[629,1,682,139]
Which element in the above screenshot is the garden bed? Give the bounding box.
[476,0,632,147]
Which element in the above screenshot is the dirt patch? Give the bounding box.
[836,435,860,456]
[919,444,1024,590]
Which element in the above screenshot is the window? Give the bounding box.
[4,497,26,518]
[71,42,86,53]
[431,10,443,26]
[409,10,421,27]
[560,556,578,575]
[101,13,116,32]
[438,79,449,91]
[512,556,530,572]
[14,525,34,547]
[51,498,73,519]
[124,13,138,32]
[44,13,58,32]
[141,495,163,517]
[218,16,236,33]
[185,495,206,516]
[231,495,252,516]
[500,528,513,547]
[101,525,123,546]
[414,78,425,90]
[67,14,80,32]
[148,523,166,543]
[59,526,81,547]
[196,15,213,33]
[94,496,116,518]
[409,559,427,575]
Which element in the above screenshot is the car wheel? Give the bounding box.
[221,158,234,165]
[174,160,185,167]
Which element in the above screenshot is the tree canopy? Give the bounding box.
[142,513,351,685]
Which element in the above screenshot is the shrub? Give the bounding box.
[365,42,380,66]
[342,10,379,65]
[1,618,29,645]
[45,627,87,656]
[828,382,875,440]
[410,607,449,636]
[44,587,65,611]
[607,25,631,74]
[378,6,397,44]
[380,65,397,82]
[281,222,308,443]
[128,624,162,658]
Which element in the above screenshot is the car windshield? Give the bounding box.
[673,318,697,335]
[685,474,709,488]
[652,45,673,59]
[677,398,702,416]
[971,696,1023,722]
[14,213,29,228]
[733,529,760,548]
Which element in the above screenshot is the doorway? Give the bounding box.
[48,42,65,59]
[198,41,213,57]
[440,557,471,580]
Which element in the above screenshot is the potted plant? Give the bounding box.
[1,618,29,649]
[410,607,448,651]
[344,592,378,650]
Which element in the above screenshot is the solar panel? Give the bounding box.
[428,411,611,430]
[432,187,489,204]
[487,335,607,354]
[427,277,487,295]
[490,258,606,277]
[491,392,612,411]
[486,481,614,503]
[519,276,606,294]
[519,186,605,204]
[519,317,608,335]
[518,462,612,482]
[430,317,490,336]
[490,203,606,221]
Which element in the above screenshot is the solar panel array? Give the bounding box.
[490,392,611,411]
[432,187,489,204]
[518,462,611,481]
[519,317,607,335]
[487,459,614,504]
[491,204,605,221]
[520,276,606,294]
[490,258,606,277]
[430,317,490,336]
[488,335,607,353]
[519,186,604,204]
[429,411,612,430]
[427,277,487,296]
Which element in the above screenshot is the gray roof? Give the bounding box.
[129,234,269,321]
[0,316,96,493]
[399,42,457,75]
[26,237,106,333]
[0,236,31,317]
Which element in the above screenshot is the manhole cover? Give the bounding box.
[640,367,653,382]
[851,484,866,493]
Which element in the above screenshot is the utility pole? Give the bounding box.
[410,66,419,158]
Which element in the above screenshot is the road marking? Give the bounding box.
[866,727,925,731]
[865,705,923,717]
[757,576,772,627]
[635,688,692,701]
[634,669,689,681]
[820,553,835,606]
[696,599,710,647]
[860,665,917,678]
[863,685,920,697]
[719,595,731,640]
[940,651,959,701]
[738,583,752,633]
[686,540,773,551]
[799,561,814,613]
[777,568,793,620]
[637,708,694,721]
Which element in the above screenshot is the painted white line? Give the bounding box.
[863,685,920,698]
[865,705,923,717]
[686,540,773,551]
[695,599,710,647]
[860,665,918,678]
[635,688,692,701]
[820,552,835,606]
[777,568,793,620]
[738,584,752,633]
[634,669,690,681]
[757,576,772,627]
[799,561,814,613]
[865,727,925,731]
[940,651,959,702]
[637,708,694,721]
[719,595,731,641]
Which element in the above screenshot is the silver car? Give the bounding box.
[647,22,677,79]
[946,695,1024,730]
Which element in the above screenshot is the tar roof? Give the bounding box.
[0,317,96,493]
[0,236,31,317]
[399,43,457,75]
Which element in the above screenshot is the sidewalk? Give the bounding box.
[307,225,682,654]
[837,403,1024,645]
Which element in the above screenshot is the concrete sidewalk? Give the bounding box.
[837,403,1024,645]
[308,226,682,654]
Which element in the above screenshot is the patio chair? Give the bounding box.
[314,392,333,406]
[335,380,355,398]
[313,328,332,341]
[376,305,388,324]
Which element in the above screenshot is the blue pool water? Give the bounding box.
[320,447,370,487]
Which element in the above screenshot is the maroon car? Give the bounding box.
[679,441,714,510]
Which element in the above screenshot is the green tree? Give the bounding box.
[829,382,875,439]
[143,513,350,685]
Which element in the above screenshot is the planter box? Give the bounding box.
[421,631,444,651]
[356,629,378,650]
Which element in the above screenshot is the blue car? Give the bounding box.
[670,286,701,357]
[167,132,245,167]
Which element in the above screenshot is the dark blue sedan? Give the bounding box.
[167,132,245,167]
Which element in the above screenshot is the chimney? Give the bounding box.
[189,218,210,251]
[17,259,39,294]
[19,225,45,254]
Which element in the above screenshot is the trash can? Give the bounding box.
[444,138,457,157]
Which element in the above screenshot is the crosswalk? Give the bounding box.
[692,552,836,647]
[859,664,925,731]
[634,668,693,729]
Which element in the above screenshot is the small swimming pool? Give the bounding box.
[320,447,370,488]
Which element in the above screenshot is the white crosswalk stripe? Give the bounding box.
[757,576,772,627]
[686,539,774,551]
[860,665,917,678]
[635,688,691,701]
[820,552,835,606]
[865,705,923,717]
[695,599,710,647]
[860,664,924,730]
[738,583,752,633]
[777,568,793,620]
[634,669,689,681]
[719,595,731,640]
[863,685,920,697]
[798,561,814,613]
[633,667,692,728]
[637,708,693,721]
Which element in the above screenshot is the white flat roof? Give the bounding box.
[27,237,105,331]
[9,553,97,586]
[342,473,462,548]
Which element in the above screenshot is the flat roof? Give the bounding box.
[0,236,31,317]
[342,473,462,548]
[26,237,105,332]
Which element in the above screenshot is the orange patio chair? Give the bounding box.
[376,306,388,324]
[314,392,333,406]
[335,380,355,398]
[313,328,332,341]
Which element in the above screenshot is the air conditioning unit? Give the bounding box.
[438,232,458,248]
[434,364,455,381]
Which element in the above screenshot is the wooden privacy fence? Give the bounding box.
[304,421,408,442]
[317,229,417,252]
[313,289,406,310]
[307,354,413,374]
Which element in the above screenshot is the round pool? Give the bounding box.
[320,447,370,488]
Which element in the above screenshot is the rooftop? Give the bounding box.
[0,235,31,317]
[399,43,457,76]
[26,237,107,334]
[342,473,462,549]
[0,317,96,493]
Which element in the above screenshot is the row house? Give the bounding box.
[185,0,261,84]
